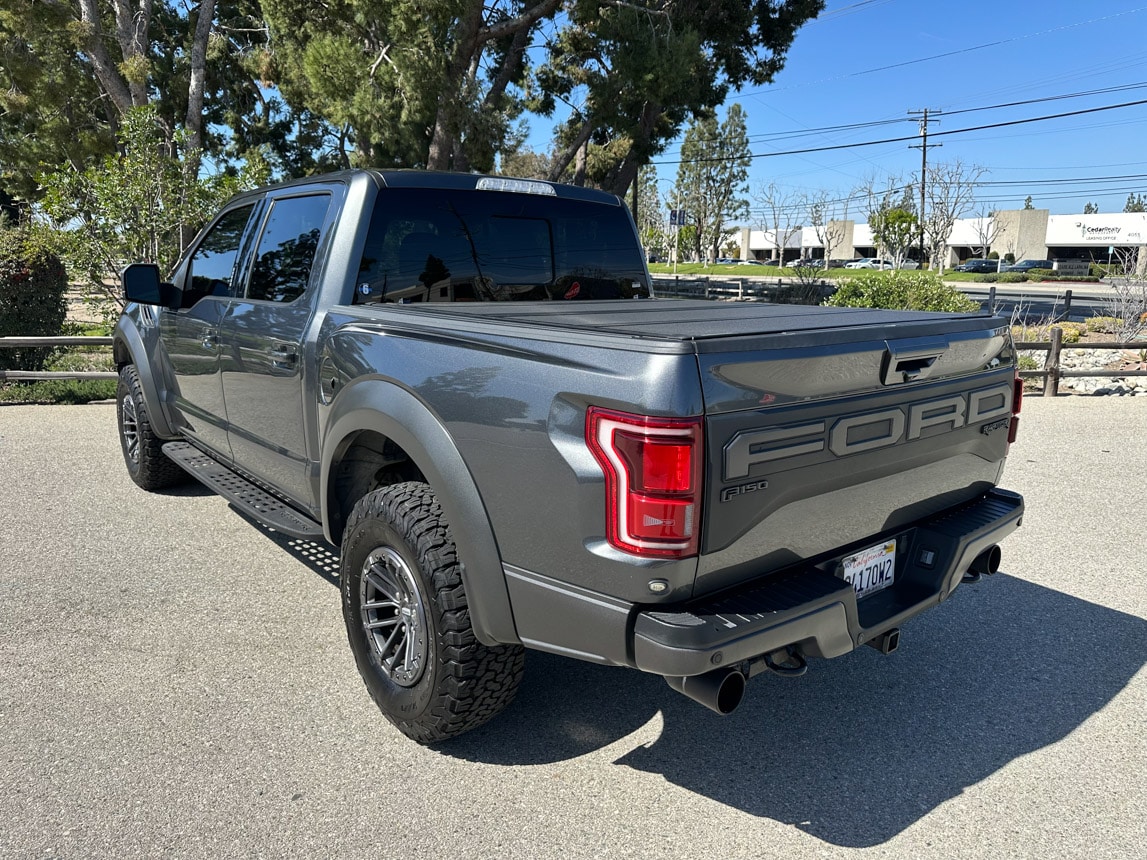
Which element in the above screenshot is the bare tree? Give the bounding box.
[923,159,987,273]
[971,207,1000,264]
[857,172,909,259]
[1106,247,1147,340]
[753,182,801,263]
[805,190,851,266]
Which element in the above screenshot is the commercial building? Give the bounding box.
[738,208,1147,267]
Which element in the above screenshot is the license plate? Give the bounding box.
[842,540,897,600]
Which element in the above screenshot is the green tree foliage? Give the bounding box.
[0,1,116,201]
[1125,192,1146,213]
[1083,202,1099,214]
[870,206,918,268]
[260,1,821,191]
[674,104,751,263]
[38,106,269,318]
[0,226,69,371]
[825,270,978,313]
[1023,195,1034,209]
[536,1,822,194]
[261,0,553,172]
[0,1,329,202]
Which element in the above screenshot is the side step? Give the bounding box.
[162,442,325,541]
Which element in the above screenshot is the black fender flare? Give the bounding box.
[320,378,519,647]
[112,315,175,439]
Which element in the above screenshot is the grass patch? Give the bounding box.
[0,378,116,404]
[0,331,117,404]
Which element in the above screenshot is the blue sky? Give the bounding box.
[580,0,1147,217]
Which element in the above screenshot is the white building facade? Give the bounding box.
[738,209,1147,267]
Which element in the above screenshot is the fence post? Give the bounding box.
[705,276,710,300]
[1062,289,1072,321]
[1044,325,1062,397]
[988,285,997,314]
[739,278,745,300]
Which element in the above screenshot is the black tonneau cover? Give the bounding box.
[390,299,1005,349]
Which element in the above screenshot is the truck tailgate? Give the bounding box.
[694,307,1015,596]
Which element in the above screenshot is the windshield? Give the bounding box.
[354,188,649,304]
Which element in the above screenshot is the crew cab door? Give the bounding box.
[161,202,261,458]
[218,189,336,506]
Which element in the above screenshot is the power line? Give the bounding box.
[652,98,1147,166]
[660,81,1147,156]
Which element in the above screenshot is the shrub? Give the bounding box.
[1049,322,1084,343]
[997,272,1027,283]
[1016,354,1039,371]
[0,227,68,372]
[1027,268,1055,280]
[1084,315,1121,333]
[824,270,979,313]
[987,251,1000,260]
[975,273,999,283]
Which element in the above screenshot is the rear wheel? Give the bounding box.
[340,482,524,743]
[116,365,184,490]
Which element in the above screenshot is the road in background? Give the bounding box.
[1,401,1144,859]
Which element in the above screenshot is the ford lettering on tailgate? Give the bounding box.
[723,382,1013,481]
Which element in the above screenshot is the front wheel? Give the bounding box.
[340,482,524,743]
[116,365,184,491]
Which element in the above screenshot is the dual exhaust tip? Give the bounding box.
[665,544,1004,716]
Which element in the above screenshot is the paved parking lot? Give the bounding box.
[1,398,1144,859]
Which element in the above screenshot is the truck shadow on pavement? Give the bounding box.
[447,574,1147,848]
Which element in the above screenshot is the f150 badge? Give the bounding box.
[723,381,1013,482]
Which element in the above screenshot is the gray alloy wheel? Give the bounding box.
[340,482,525,743]
[359,546,429,687]
[120,391,141,466]
[116,365,185,490]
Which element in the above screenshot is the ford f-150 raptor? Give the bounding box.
[113,170,1024,743]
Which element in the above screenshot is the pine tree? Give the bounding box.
[674,104,751,264]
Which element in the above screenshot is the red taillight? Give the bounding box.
[586,407,703,559]
[1008,374,1023,445]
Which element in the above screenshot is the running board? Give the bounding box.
[162,442,325,541]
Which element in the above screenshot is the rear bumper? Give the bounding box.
[632,488,1024,677]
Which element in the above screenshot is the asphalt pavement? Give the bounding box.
[1,400,1144,859]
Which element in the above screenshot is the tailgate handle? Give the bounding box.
[882,337,948,385]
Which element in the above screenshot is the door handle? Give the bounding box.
[269,344,299,369]
[201,334,219,350]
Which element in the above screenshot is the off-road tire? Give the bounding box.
[116,365,184,491]
[341,482,524,743]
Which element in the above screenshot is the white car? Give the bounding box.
[845,258,919,270]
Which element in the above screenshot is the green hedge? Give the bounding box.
[824,270,979,313]
[0,229,68,372]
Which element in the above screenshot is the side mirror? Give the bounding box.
[122,263,178,309]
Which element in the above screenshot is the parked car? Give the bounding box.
[785,258,826,268]
[847,258,919,271]
[760,259,781,267]
[715,257,738,265]
[1003,259,1053,273]
[826,259,852,269]
[738,259,767,266]
[956,259,999,273]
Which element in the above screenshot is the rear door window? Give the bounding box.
[247,194,332,303]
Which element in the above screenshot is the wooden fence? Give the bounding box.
[3,330,1145,395]
[1016,327,1147,397]
[0,336,116,381]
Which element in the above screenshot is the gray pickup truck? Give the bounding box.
[113,169,1024,743]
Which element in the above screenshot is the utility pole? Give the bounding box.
[908,108,942,268]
